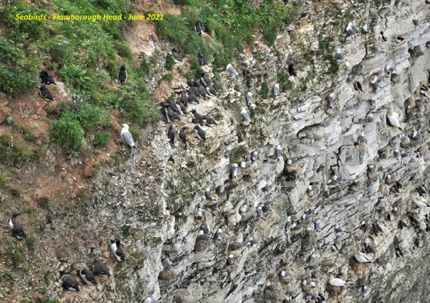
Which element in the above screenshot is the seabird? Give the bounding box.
[176,101,187,115]
[346,22,358,37]
[256,206,264,219]
[329,278,347,287]
[39,70,56,85]
[248,236,259,245]
[284,216,292,230]
[197,230,209,241]
[111,239,125,262]
[226,63,239,76]
[187,93,199,104]
[170,48,182,62]
[197,84,207,99]
[118,64,127,85]
[121,124,136,148]
[354,252,372,263]
[79,268,97,286]
[413,18,419,26]
[334,49,344,60]
[205,188,214,200]
[61,274,80,292]
[145,297,157,303]
[362,24,369,33]
[251,151,258,162]
[380,31,387,42]
[9,212,26,240]
[240,107,251,125]
[161,257,169,270]
[362,285,368,296]
[167,107,181,122]
[203,115,217,126]
[39,85,54,101]
[195,207,206,219]
[167,125,175,145]
[288,64,297,76]
[93,259,111,276]
[194,125,206,141]
[226,254,235,265]
[195,21,204,35]
[215,228,224,240]
[245,92,253,107]
[191,109,204,124]
[206,84,216,96]
[273,83,280,98]
[327,93,335,108]
[314,219,321,230]
[180,91,188,105]
[410,128,422,140]
[413,195,429,208]
[275,145,283,160]
[335,224,343,233]
[386,107,402,130]
[178,127,188,148]
[370,76,381,89]
[188,81,200,96]
[241,160,252,168]
[231,163,239,179]
[198,54,208,66]
[200,73,211,86]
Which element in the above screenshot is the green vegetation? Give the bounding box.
[14,125,36,142]
[261,82,269,99]
[156,0,301,71]
[26,235,37,250]
[93,132,111,147]
[165,54,176,70]
[277,72,294,91]
[0,0,159,158]
[0,172,9,186]
[0,270,15,281]
[122,225,131,238]
[6,116,14,125]
[5,240,25,267]
[0,134,39,165]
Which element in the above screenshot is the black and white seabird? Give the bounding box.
[111,239,125,262]
[93,259,111,276]
[275,145,283,160]
[273,83,280,97]
[167,125,175,145]
[327,93,335,108]
[191,109,204,124]
[176,101,187,115]
[121,124,136,148]
[226,254,235,266]
[346,22,359,37]
[188,81,200,97]
[203,115,217,126]
[231,163,239,179]
[178,127,188,149]
[197,84,207,99]
[118,64,127,85]
[246,92,253,107]
[187,93,199,104]
[195,21,204,35]
[251,151,258,162]
[145,297,157,303]
[62,274,80,292]
[197,230,209,241]
[194,125,206,141]
[197,54,208,66]
[215,228,224,240]
[206,85,216,96]
[170,48,182,62]
[9,212,26,240]
[288,64,297,77]
[79,268,97,286]
[167,107,181,122]
[226,63,239,76]
[39,85,54,101]
[240,107,251,125]
[200,73,211,86]
[180,91,188,105]
[205,188,214,200]
[334,49,344,60]
[39,70,56,85]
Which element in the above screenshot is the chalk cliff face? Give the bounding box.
[3,1,430,303]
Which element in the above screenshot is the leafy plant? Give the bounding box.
[261,82,269,99]
[26,235,37,250]
[93,132,111,147]
[50,113,85,157]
